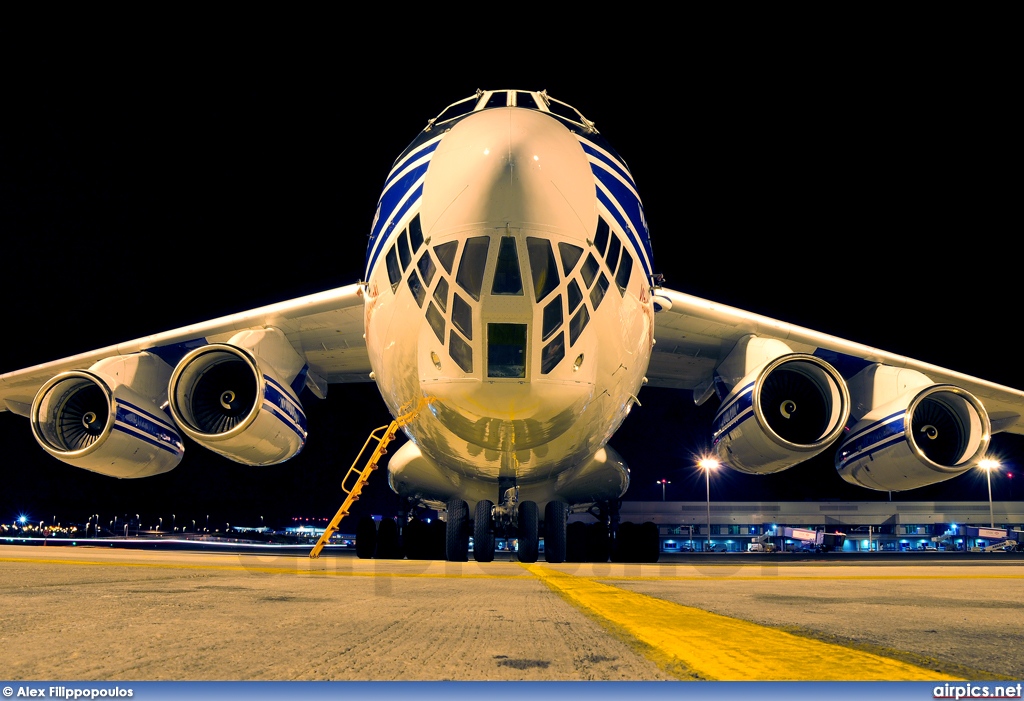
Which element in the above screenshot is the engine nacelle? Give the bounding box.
[30,355,184,478]
[712,354,850,474]
[836,384,990,491]
[168,342,307,466]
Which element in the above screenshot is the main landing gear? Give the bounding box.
[352,493,659,564]
[461,480,560,564]
[561,500,661,564]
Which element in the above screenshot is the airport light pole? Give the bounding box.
[979,459,999,528]
[698,458,720,552]
[657,479,670,501]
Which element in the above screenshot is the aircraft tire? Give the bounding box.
[446,498,469,562]
[640,521,661,563]
[474,499,495,562]
[429,518,447,559]
[517,501,539,563]
[586,522,610,563]
[612,521,636,562]
[403,517,428,559]
[355,516,378,559]
[376,517,401,559]
[544,501,568,563]
[566,521,588,562]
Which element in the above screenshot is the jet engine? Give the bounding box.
[712,353,850,474]
[167,328,308,466]
[30,354,184,478]
[836,384,990,491]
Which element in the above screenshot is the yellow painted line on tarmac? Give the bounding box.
[525,564,961,682]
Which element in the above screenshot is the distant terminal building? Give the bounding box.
[573,501,1024,553]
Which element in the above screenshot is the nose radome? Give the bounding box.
[421,107,596,238]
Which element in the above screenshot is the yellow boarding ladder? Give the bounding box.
[308,395,433,559]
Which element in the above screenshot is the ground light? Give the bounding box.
[696,457,720,552]
[979,459,1000,528]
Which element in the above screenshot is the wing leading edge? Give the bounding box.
[647,285,1024,437]
[0,283,371,417]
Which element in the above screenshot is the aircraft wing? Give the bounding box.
[0,284,371,417]
[647,286,1024,436]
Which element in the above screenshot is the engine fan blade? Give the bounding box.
[760,368,828,444]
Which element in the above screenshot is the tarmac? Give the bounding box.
[1,541,1022,682]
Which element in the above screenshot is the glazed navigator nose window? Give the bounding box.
[487,323,527,378]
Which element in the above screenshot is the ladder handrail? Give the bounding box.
[308,395,434,559]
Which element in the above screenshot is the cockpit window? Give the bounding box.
[541,333,565,375]
[526,237,559,302]
[408,214,424,251]
[417,251,436,287]
[398,230,412,271]
[593,218,609,257]
[558,243,583,277]
[433,277,449,312]
[516,92,539,109]
[542,296,563,341]
[580,253,599,288]
[485,91,509,109]
[407,269,426,308]
[567,279,582,313]
[456,236,490,301]
[426,302,445,343]
[385,246,402,292]
[434,241,458,274]
[491,236,524,295]
[615,250,633,296]
[569,305,590,345]
[452,293,473,340]
[590,272,609,311]
[487,323,527,379]
[606,234,621,273]
[449,331,473,373]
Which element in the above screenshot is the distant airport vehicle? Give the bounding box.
[958,526,1024,552]
[758,527,845,553]
[3,89,1024,564]
[748,533,775,553]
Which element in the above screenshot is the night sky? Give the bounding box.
[2,41,1019,530]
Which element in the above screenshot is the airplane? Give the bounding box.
[2,87,1023,565]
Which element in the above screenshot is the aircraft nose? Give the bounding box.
[422,106,595,236]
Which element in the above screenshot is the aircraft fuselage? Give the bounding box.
[362,92,654,507]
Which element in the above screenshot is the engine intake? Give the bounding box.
[836,384,990,491]
[168,343,307,466]
[712,354,850,474]
[31,368,183,478]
